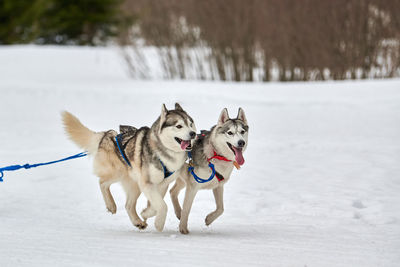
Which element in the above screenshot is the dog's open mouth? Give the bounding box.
[227,142,245,165]
[175,137,192,151]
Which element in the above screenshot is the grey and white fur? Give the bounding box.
[169,108,248,234]
[62,103,196,232]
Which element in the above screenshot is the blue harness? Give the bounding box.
[159,159,174,178]
[115,134,174,179]
[187,151,218,183]
[115,134,132,167]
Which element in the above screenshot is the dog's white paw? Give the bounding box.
[141,207,156,220]
[107,204,117,214]
[205,209,223,226]
[179,225,189,234]
[154,218,166,232]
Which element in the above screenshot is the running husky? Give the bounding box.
[62,103,196,232]
[170,108,248,234]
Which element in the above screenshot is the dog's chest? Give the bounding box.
[195,161,234,190]
[163,153,187,171]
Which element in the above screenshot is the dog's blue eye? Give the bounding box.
[227,131,233,135]
[176,125,182,129]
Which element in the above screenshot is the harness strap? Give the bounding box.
[115,134,173,179]
[187,151,222,183]
[115,134,131,167]
[188,162,216,183]
[186,131,234,183]
[215,171,224,182]
[159,159,174,178]
[207,151,232,162]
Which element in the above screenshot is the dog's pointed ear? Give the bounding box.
[161,103,168,116]
[236,107,247,124]
[218,108,229,125]
[175,103,183,111]
[160,104,168,130]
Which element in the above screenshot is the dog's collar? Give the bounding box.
[207,151,232,163]
[208,150,241,170]
[197,131,232,163]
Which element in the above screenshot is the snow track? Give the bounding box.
[0,46,399,266]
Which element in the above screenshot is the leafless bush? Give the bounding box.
[119,0,400,81]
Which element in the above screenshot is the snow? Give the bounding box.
[1,45,400,267]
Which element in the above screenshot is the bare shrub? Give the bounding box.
[120,0,400,81]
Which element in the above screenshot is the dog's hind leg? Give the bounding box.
[121,178,147,230]
[170,178,186,220]
[141,183,169,221]
[205,185,224,226]
[99,178,117,214]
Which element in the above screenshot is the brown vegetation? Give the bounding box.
[120,0,400,81]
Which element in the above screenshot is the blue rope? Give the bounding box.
[187,151,216,183]
[0,151,88,182]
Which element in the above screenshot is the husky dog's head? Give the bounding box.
[158,103,197,152]
[212,108,248,165]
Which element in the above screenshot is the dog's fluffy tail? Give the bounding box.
[61,111,102,154]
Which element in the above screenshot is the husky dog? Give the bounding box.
[62,103,196,232]
[170,108,248,234]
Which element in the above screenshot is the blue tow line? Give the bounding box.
[0,151,88,182]
[187,151,216,183]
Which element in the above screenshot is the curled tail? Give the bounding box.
[61,111,102,154]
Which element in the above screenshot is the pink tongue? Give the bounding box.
[232,147,245,165]
[180,140,190,150]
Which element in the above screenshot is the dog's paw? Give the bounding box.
[141,207,156,220]
[134,221,148,230]
[205,213,216,226]
[154,221,165,232]
[179,225,189,235]
[205,209,223,226]
[107,204,117,214]
[154,215,166,232]
[175,209,181,220]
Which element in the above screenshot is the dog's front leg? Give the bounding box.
[141,183,169,220]
[140,181,168,232]
[179,185,198,234]
[205,185,224,226]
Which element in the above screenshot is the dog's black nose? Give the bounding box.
[189,131,196,139]
[238,140,245,147]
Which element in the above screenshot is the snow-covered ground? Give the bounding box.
[0,45,400,267]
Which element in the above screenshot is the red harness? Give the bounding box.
[206,151,231,182]
[207,151,232,163]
